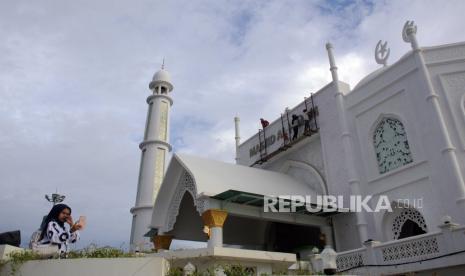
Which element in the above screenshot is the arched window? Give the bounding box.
[373,118,413,174]
[392,208,427,239]
[398,219,426,239]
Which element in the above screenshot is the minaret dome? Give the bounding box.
[149,69,173,92]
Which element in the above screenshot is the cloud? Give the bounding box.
[1,0,465,248]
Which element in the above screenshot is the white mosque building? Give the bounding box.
[130,22,465,274]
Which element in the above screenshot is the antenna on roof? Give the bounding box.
[161,58,165,70]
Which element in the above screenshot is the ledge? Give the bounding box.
[154,247,296,265]
[0,245,23,260]
[139,140,172,151]
[367,160,427,185]
[147,94,173,106]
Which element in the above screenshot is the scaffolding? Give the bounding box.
[252,94,319,167]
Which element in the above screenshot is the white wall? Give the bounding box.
[341,42,465,245]
[0,257,168,276]
[262,137,326,196]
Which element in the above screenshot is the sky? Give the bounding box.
[2,0,465,250]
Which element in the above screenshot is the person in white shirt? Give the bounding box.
[37,204,81,256]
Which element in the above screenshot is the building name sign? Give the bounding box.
[249,129,288,158]
[246,105,319,161]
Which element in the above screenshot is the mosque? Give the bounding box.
[129,21,465,274]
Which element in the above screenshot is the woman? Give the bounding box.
[37,204,81,256]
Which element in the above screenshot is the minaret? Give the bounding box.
[130,64,173,251]
[234,116,240,163]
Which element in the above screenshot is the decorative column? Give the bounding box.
[402,21,465,207]
[202,209,228,248]
[326,43,369,244]
[152,234,174,252]
[130,64,174,251]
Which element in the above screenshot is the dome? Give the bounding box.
[152,69,171,83]
[149,69,173,91]
[353,66,389,90]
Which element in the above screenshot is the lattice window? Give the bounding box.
[392,208,427,239]
[373,118,413,174]
[382,236,439,262]
[336,253,364,272]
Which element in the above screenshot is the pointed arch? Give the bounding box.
[164,171,209,233]
[392,208,427,239]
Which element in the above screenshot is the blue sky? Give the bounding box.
[2,0,465,249]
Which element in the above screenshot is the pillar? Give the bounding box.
[325,43,369,244]
[403,21,465,208]
[202,209,228,248]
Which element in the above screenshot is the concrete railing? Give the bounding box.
[333,223,465,274]
[373,231,441,265]
[335,247,367,272]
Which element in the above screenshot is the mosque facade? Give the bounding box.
[132,22,465,274]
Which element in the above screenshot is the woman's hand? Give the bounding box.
[70,223,82,233]
[66,215,74,226]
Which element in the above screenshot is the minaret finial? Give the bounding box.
[161,58,165,70]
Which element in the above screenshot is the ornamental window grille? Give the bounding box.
[373,117,413,174]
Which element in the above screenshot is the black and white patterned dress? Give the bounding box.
[39,220,79,254]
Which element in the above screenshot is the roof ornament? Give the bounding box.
[402,20,420,51]
[402,21,417,43]
[375,40,390,67]
[161,57,165,70]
